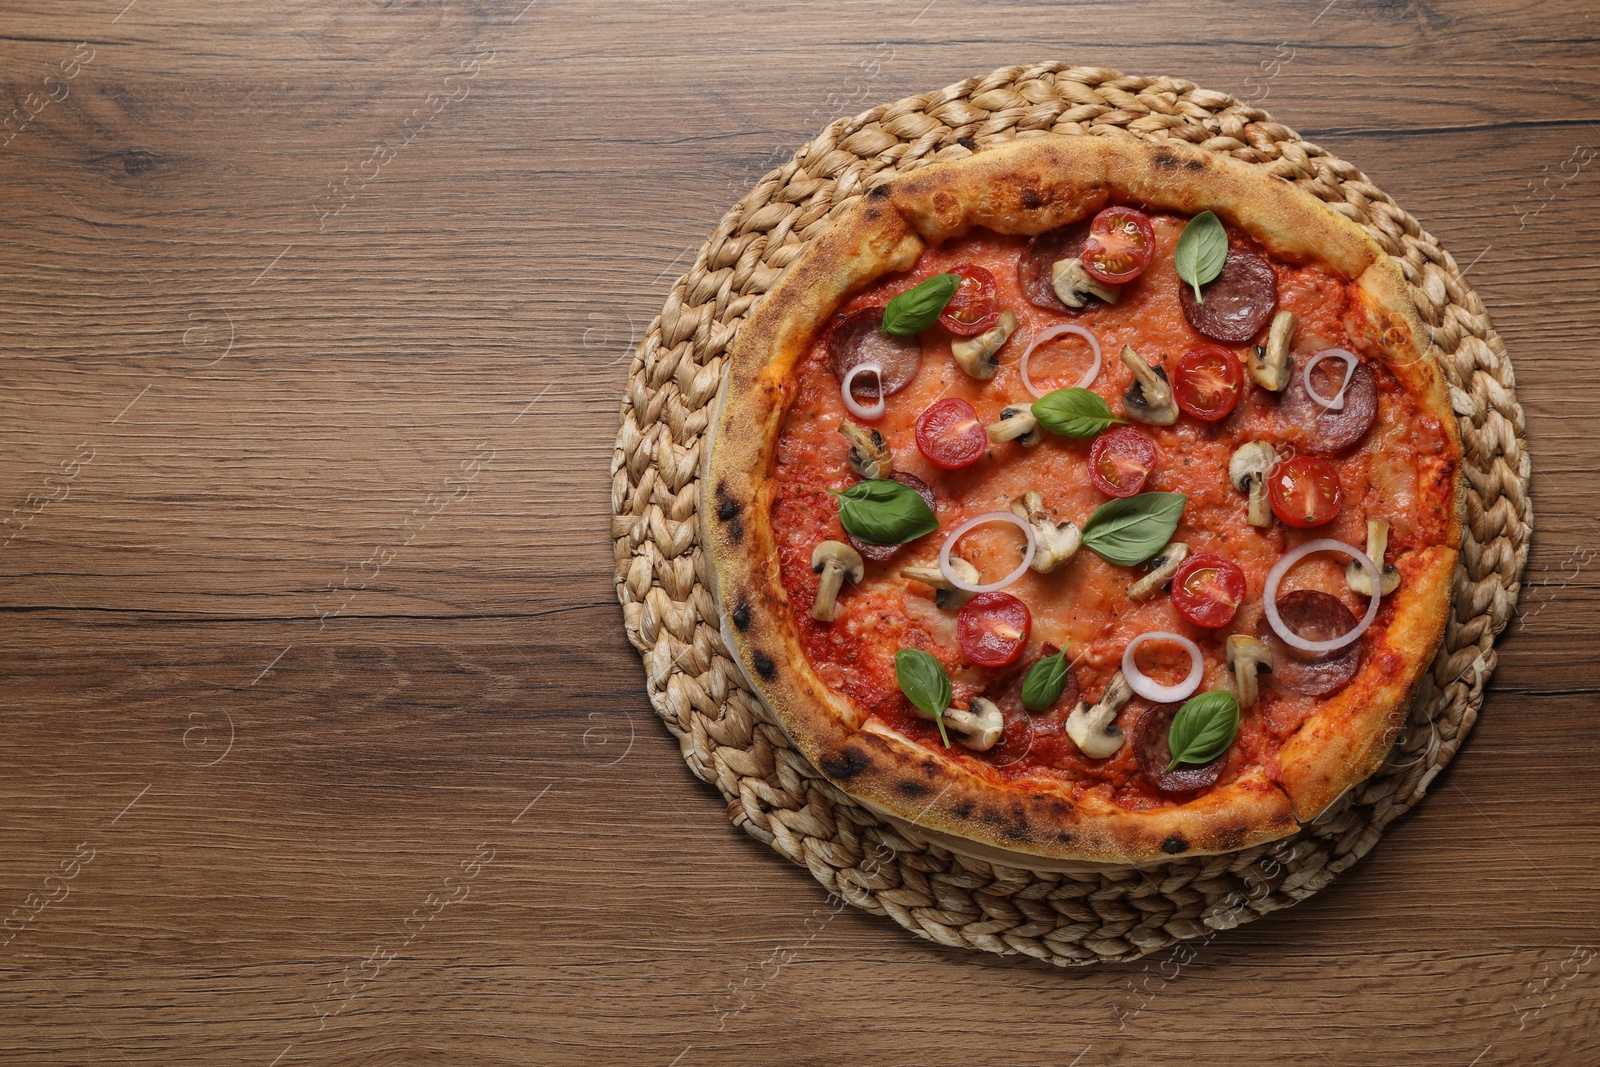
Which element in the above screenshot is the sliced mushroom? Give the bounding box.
[900,557,981,611]
[1226,635,1273,708]
[810,540,864,622]
[1228,440,1280,528]
[1348,519,1401,596]
[1051,258,1121,309]
[986,405,1041,447]
[950,310,1017,381]
[1120,346,1177,426]
[1248,310,1297,392]
[837,420,891,480]
[1066,672,1132,759]
[1128,542,1190,601]
[943,697,1005,753]
[1009,491,1081,573]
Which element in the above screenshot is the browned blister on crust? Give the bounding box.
[702,135,1462,867]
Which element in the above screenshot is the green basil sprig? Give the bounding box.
[1031,387,1127,438]
[1174,210,1228,303]
[1021,645,1070,712]
[880,273,960,335]
[1081,492,1187,567]
[895,648,953,746]
[829,478,938,545]
[1167,690,1240,770]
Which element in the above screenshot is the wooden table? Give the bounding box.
[0,1,1593,1063]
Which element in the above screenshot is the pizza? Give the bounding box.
[702,135,1462,867]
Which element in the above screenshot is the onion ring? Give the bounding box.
[1020,324,1102,399]
[1264,538,1381,653]
[1303,349,1358,411]
[938,511,1036,594]
[840,361,886,420]
[1121,632,1204,703]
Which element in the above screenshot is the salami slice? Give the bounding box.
[1277,354,1378,454]
[1132,701,1226,795]
[1179,243,1278,343]
[848,471,935,563]
[1017,221,1091,312]
[1256,589,1363,696]
[827,307,922,399]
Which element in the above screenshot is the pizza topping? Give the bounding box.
[1018,221,1090,311]
[1248,310,1297,392]
[828,308,922,399]
[915,397,988,470]
[986,405,1041,447]
[1020,324,1103,399]
[1257,590,1364,697]
[838,420,892,480]
[957,591,1032,668]
[1302,348,1359,410]
[881,273,961,335]
[1119,346,1178,426]
[1066,671,1132,759]
[1347,519,1401,596]
[992,643,1079,719]
[1089,426,1157,498]
[1051,257,1122,310]
[1224,634,1272,708]
[1009,490,1083,573]
[1122,631,1204,703]
[901,556,981,611]
[831,476,939,546]
[1173,210,1228,302]
[809,540,865,622]
[1081,206,1156,285]
[937,265,1001,337]
[1267,455,1342,528]
[1173,345,1245,422]
[839,362,887,421]
[1263,537,1382,653]
[1179,242,1278,344]
[1279,353,1377,453]
[895,647,954,746]
[943,696,1004,752]
[1170,553,1247,628]
[1080,491,1188,567]
[1031,386,1124,439]
[1228,440,1280,527]
[1132,700,1228,796]
[938,510,1036,594]
[950,309,1017,380]
[1020,645,1071,712]
[1127,542,1189,601]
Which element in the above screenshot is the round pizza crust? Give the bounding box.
[701,135,1464,867]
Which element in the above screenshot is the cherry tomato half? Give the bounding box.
[915,397,987,470]
[1174,346,1245,422]
[1268,455,1343,528]
[1089,426,1158,498]
[1170,553,1247,628]
[1081,206,1156,285]
[957,591,1032,668]
[938,264,1001,336]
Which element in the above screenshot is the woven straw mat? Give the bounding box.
[609,65,1532,966]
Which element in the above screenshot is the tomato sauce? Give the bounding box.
[771,216,1455,809]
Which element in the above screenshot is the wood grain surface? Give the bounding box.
[0,1,1593,1064]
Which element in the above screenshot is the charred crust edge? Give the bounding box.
[821,746,871,780]
[731,601,751,631]
[752,650,776,679]
[1161,835,1189,855]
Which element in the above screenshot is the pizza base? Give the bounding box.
[702,135,1463,867]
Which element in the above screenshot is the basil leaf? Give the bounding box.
[1174,210,1228,303]
[829,479,938,545]
[1021,646,1070,712]
[1167,690,1240,770]
[1081,492,1187,567]
[895,648,953,746]
[880,273,960,335]
[1031,387,1126,438]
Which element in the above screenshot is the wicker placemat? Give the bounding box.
[610,65,1531,965]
